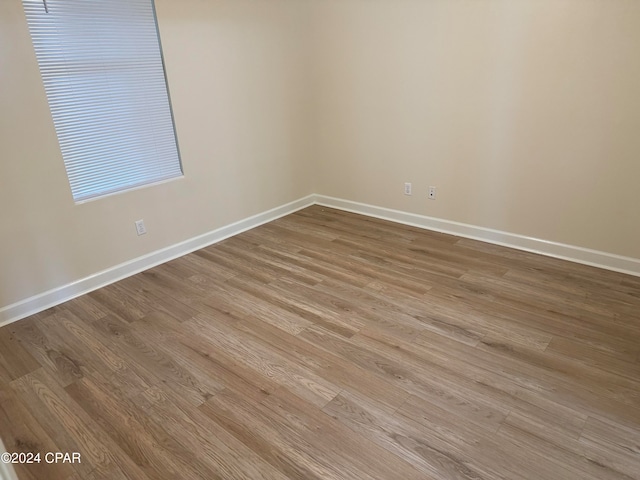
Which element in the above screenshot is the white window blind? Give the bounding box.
[23,0,183,202]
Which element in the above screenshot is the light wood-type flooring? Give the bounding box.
[1,206,639,480]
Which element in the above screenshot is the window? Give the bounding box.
[23,0,183,202]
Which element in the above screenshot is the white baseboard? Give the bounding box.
[2,192,638,328]
[0,195,315,328]
[315,195,640,278]
[0,439,18,480]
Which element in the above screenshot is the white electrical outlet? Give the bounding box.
[135,219,147,236]
[428,186,436,200]
[404,182,412,196]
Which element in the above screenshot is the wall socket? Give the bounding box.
[404,182,412,195]
[135,219,147,236]
[428,186,436,200]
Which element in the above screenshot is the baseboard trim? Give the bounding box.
[315,195,640,278]
[0,195,315,328]
[2,193,639,328]
[0,439,18,480]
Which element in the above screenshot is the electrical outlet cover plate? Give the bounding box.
[404,182,412,195]
[428,186,436,199]
[135,219,147,236]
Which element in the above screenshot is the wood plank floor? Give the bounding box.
[1,205,639,480]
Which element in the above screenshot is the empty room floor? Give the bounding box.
[0,206,639,480]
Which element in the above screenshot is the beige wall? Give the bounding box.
[0,0,314,309]
[2,0,640,312]
[310,0,640,259]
